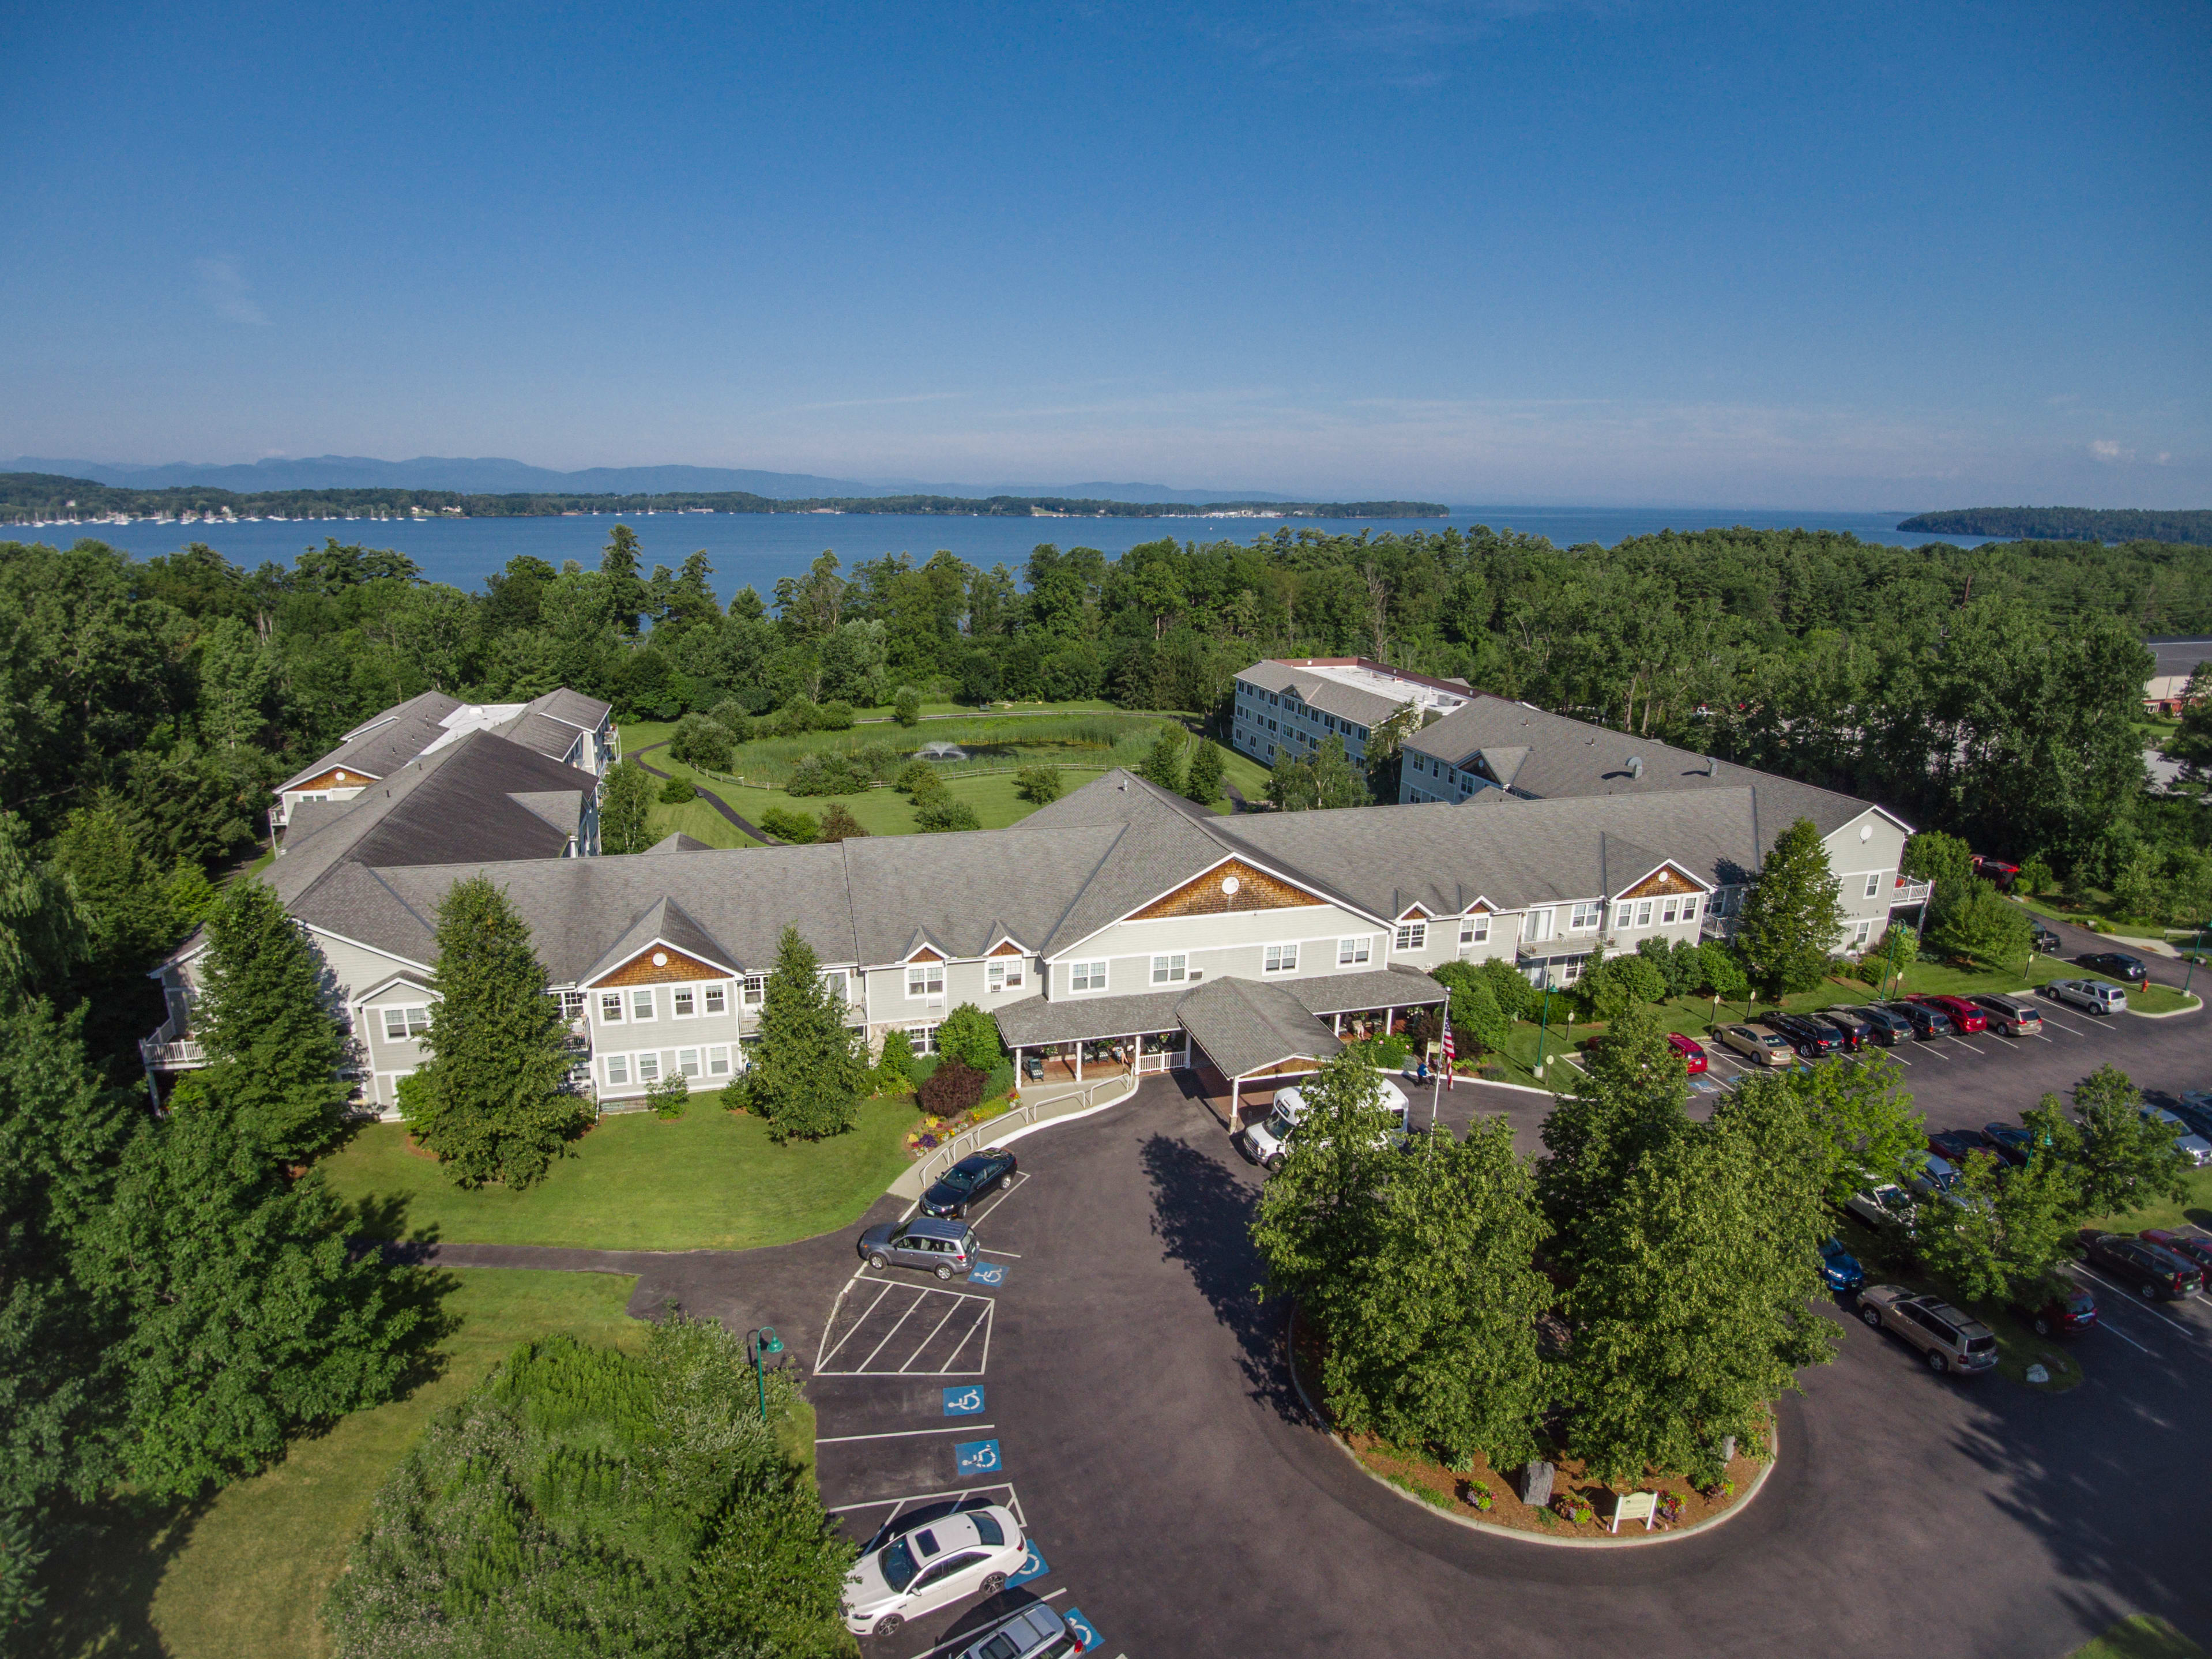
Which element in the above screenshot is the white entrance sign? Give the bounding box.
[1612,1491,1659,1533]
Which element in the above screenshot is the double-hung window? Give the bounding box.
[908,1023,938,1056]
[1151,953,1188,985]
[1635,900,1654,927]
[604,1052,631,1087]
[1460,915,1489,946]
[1393,921,1426,952]
[676,1047,701,1078]
[987,960,1025,994]
[1864,872,1882,900]
[636,1051,662,1084]
[560,991,588,1020]
[741,974,766,1009]
[599,991,625,1023]
[1569,902,1602,932]
[906,961,945,999]
[704,983,728,1015]
[630,988,656,1022]
[1661,898,1680,926]
[382,1005,430,1040]
[1680,897,1700,923]
[671,986,697,1018]
[1069,960,1107,992]
[707,1044,732,1076]
[1263,943,1298,973]
[1337,936,1371,966]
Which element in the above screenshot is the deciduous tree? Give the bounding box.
[2063,1064,2188,1221]
[1534,1006,1688,1273]
[1929,879,2032,969]
[1735,818,1846,1000]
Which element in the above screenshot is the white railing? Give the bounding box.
[913,1074,1124,1187]
[1892,880,1933,905]
[138,1018,208,1071]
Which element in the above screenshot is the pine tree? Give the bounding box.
[0,812,85,1007]
[1734,817,1846,1000]
[83,1077,423,1498]
[743,927,866,1142]
[601,524,646,635]
[1140,728,1188,793]
[1184,740,1227,807]
[404,876,585,1188]
[195,878,349,1163]
[601,759,656,853]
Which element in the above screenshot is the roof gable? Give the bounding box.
[1128,856,1330,922]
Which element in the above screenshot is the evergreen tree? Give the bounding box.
[1322,1117,1552,1470]
[815,803,867,842]
[601,524,646,635]
[600,758,656,853]
[84,1077,422,1498]
[1140,728,1188,793]
[1734,817,1846,1000]
[48,796,180,978]
[872,1026,916,1094]
[1533,1005,1688,1273]
[742,927,866,1142]
[0,812,85,1008]
[1183,740,1227,807]
[1929,879,2032,969]
[404,876,585,1188]
[195,878,349,1163]
[1562,1083,1834,1484]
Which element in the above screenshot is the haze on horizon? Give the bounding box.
[3,1,2206,513]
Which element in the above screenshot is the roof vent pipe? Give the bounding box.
[1626,756,1643,778]
[1705,755,1718,776]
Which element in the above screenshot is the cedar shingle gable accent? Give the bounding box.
[1130,859,1326,920]
[592,947,729,987]
[1619,864,1706,900]
[289,766,377,792]
[988,940,1025,957]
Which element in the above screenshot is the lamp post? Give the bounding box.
[1532,982,1556,1076]
[2185,926,2205,998]
[747,1326,783,1420]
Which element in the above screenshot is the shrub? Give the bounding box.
[758,807,819,844]
[646,1071,690,1119]
[874,1027,916,1093]
[915,797,981,834]
[708,699,753,744]
[659,774,697,804]
[917,1058,985,1118]
[897,759,946,797]
[786,753,871,796]
[893,686,922,727]
[935,1002,1003,1073]
[669,712,733,772]
[1431,963,1507,1054]
[1015,764,1063,806]
[2015,853,2056,897]
[816,804,866,842]
[818,699,856,731]
[1475,955,1538,1022]
[778,697,821,733]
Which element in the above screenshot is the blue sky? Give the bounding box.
[3,0,2207,507]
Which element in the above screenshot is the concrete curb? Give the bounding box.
[989,1077,1141,1149]
[2128,998,2202,1020]
[1285,1306,1775,1551]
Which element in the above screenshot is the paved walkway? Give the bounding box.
[629,740,783,843]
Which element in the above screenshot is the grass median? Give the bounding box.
[323,1096,915,1251]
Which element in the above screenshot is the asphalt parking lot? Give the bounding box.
[790,975,2210,1659]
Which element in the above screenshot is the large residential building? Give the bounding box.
[1229,657,1473,769]
[148,693,1925,1120]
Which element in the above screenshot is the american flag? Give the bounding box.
[1440,1017,1455,1089]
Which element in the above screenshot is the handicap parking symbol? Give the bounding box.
[1060,1607,1101,1652]
[967,1261,1007,1286]
[953,1438,1002,1476]
[941,1384,985,1416]
[1007,1541,1049,1587]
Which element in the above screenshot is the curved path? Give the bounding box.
[627,739,784,843]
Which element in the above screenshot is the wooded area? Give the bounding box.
[1897,507,2212,546]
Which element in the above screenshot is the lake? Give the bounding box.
[11,504,1988,606]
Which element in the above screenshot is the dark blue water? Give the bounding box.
[14,505,1987,607]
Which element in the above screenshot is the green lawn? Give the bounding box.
[2086,1162,2212,1236]
[2067,1616,2206,1659]
[36,1269,648,1659]
[646,791,762,848]
[322,1096,914,1251]
[706,769,1111,837]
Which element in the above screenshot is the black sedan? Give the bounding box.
[919,1149,1019,1219]
[1811,1008,1875,1051]
[1766,1013,1842,1059]
[1839,1003,1914,1047]
[2076,951,2149,984]
[1880,1000,1954,1040]
[1928,1130,1991,1167]
[1980,1123,2037,1167]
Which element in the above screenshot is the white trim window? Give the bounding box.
[1151,953,1188,985]
[1460,915,1489,946]
[1661,898,1680,926]
[908,1022,938,1056]
[604,1052,631,1087]
[381,1005,430,1040]
[704,983,728,1015]
[708,1044,732,1076]
[1069,960,1107,992]
[636,1051,662,1084]
[821,969,850,1006]
[742,973,766,1009]
[1523,908,1555,943]
[1852,920,1874,949]
[1864,872,1882,899]
[1681,897,1700,923]
[560,990,588,1020]
[1263,943,1299,973]
[1337,936,1372,966]
[676,1047,702,1078]
[987,959,1025,993]
[1394,921,1427,952]
[906,961,945,999]
[1570,902,1603,932]
[671,986,697,1018]
[599,991,624,1023]
[630,987,657,1022]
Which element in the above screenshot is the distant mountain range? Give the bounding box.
[7,455,1295,506]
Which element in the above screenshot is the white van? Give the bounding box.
[1242,1078,1410,1171]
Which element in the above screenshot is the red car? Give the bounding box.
[1910,994,1987,1034]
[1666,1032,1708,1075]
[2140,1229,2212,1290]
[1972,856,2021,887]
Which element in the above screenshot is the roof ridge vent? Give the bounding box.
[1626,755,1643,778]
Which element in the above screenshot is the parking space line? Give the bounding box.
[2038,1013,2087,1035]
[855,1290,930,1373]
[817,1423,996,1445]
[900,1590,1068,1659]
[830,1481,1028,1533]
[977,1248,1022,1258]
[2098,1321,2155,1355]
[1915,1043,1951,1060]
[2074,1269,2200,1336]
[968,1172,1032,1227]
[819,1280,898,1370]
[928,1302,992,1376]
[901,1299,965,1368]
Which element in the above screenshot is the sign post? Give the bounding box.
[1611,1491,1658,1533]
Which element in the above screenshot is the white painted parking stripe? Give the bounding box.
[2099,1321,2154,1355]
[968,1172,1032,1227]
[2073,1268,2200,1336]
[817,1423,995,1445]
[900,1298,966,1370]
[901,1590,1069,1659]
[820,1280,898,1370]
[855,1290,930,1373]
[934,1303,991,1375]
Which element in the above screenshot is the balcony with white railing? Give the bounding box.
[138,1015,209,1073]
[1891,879,1933,906]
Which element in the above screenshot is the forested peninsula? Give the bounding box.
[0,471,1444,525]
[1898,506,2212,546]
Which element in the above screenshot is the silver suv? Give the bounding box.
[1857,1284,1999,1375]
[951,1605,1081,1659]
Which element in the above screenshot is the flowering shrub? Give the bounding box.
[1552,1492,1595,1525]
[1656,1491,1686,1524]
[1461,1479,1494,1512]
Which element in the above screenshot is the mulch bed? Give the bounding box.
[1292,1317,1763,1540]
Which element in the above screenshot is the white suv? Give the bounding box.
[1243,1078,1409,1171]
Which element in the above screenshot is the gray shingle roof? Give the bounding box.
[1287,967,1447,1017]
[992,988,1191,1049]
[1176,977,1343,1078]
[279,690,465,791]
[524,687,614,731]
[646,832,713,853]
[497,709,592,762]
